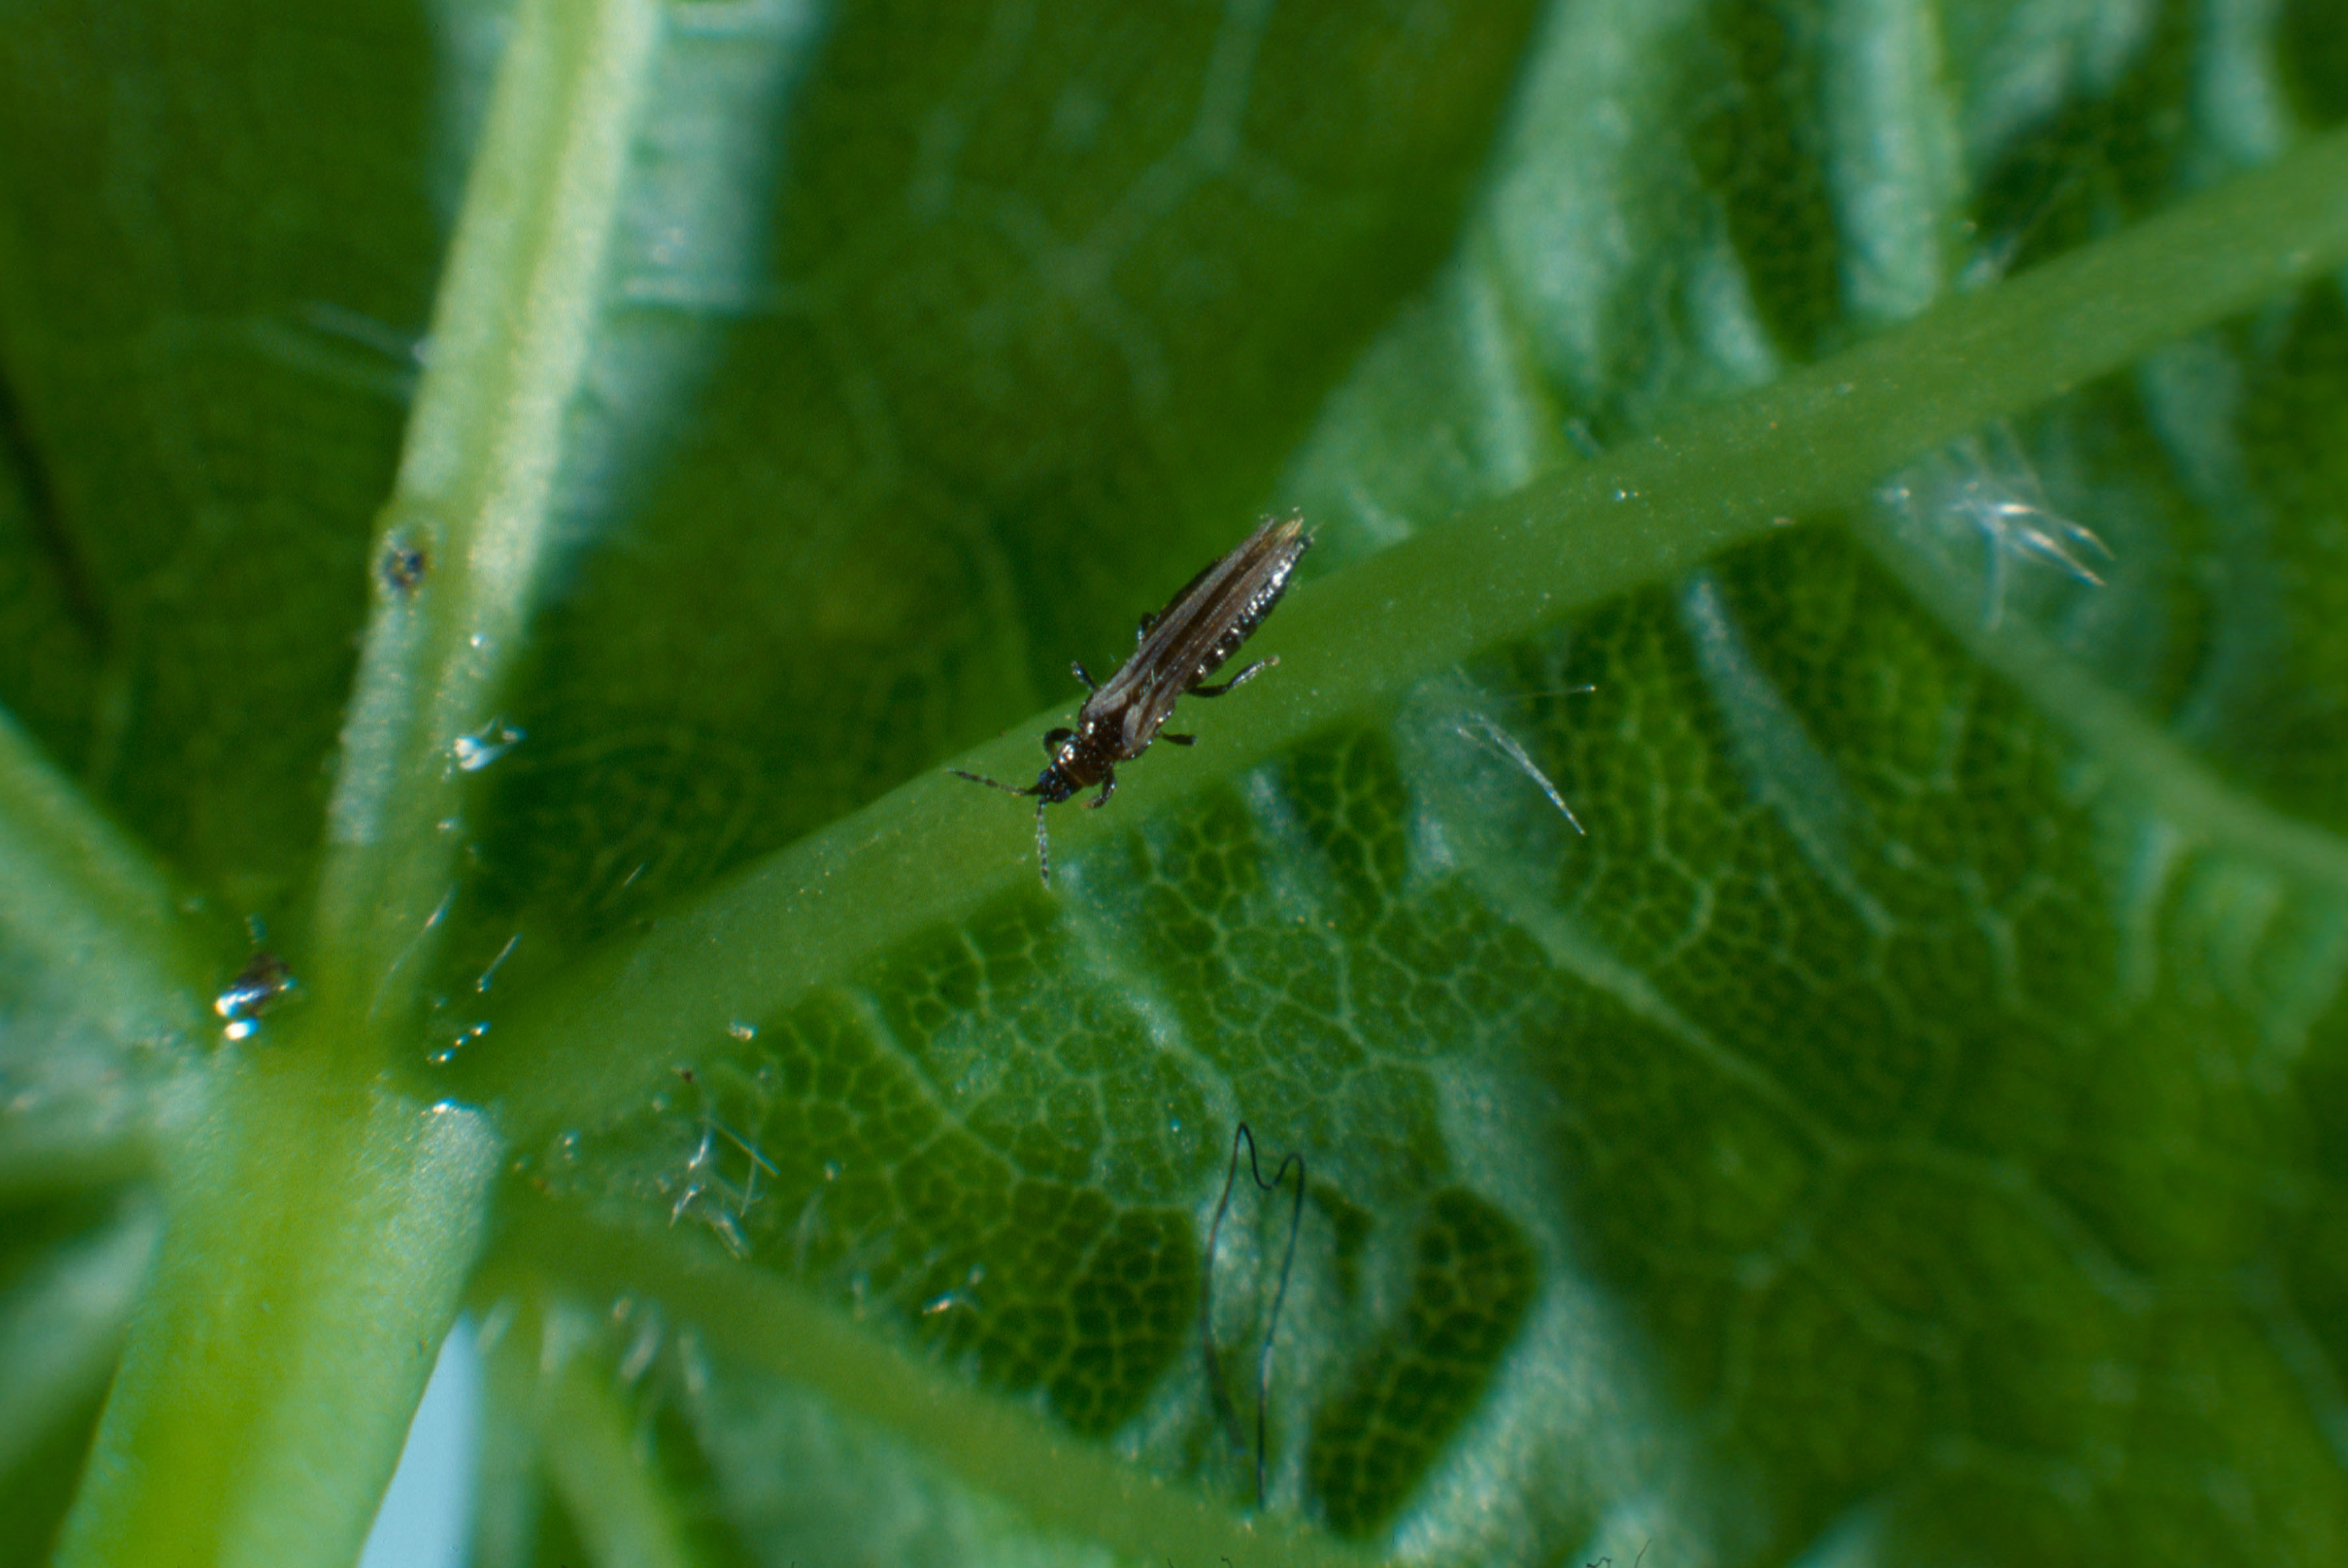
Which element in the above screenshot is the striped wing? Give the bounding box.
[1088,513,1311,752]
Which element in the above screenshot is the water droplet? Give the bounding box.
[214,948,297,1039]
[822,1160,842,1183]
[452,719,524,772]
[426,1020,490,1066]
[727,1020,757,1041]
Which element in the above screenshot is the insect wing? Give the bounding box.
[1091,515,1310,748]
[1150,512,1309,687]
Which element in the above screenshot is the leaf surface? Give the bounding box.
[1,2,2346,1566]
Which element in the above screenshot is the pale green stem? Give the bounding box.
[0,705,206,1045]
[310,0,660,1040]
[0,1201,158,1480]
[485,1300,699,1568]
[54,1055,500,1568]
[50,1,663,1562]
[485,1202,1385,1568]
[473,127,2348,1142]
[0,1105,166,1198]
[0,700,207,1194]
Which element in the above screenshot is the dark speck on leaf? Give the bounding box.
[381,540,428,595]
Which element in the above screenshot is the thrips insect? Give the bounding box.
[954,511,1312,883]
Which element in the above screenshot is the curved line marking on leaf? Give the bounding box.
[1060,898,1242,1125]
[1678,572,1892,934]
[1447,825,1849,1166]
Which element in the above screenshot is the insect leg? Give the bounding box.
[1190,655,1278,697]
[1134,612,1156,643]
[1042,725,1074,756]
[1086,771,1115,808]
[1162,733,1195,746]
[1072,661,1098,692]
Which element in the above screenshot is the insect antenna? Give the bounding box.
[949,768,1059,884]
[1200,1122,1306,1509]
[949,768,1030,796]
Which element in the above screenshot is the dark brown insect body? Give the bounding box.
[954,512,1312,883]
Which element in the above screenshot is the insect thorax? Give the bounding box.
[1049,731,1114,789]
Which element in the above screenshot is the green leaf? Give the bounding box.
[3,1,2347,1567]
